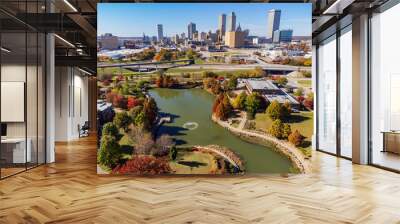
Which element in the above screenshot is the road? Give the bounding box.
[178,63,311,72]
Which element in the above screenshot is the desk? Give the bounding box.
[1,138,31,163]
[382,131,400,154]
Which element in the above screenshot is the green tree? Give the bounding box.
[227,76,238,90]
[282,123,292,139]
[114,111,133,133]
[269,119,284,139]
[282,102,292,120]
[294,87,304,97]
[102,122,120,139]
[169,146,178,161]
[98,135,121,169]
[245,93,261,119]
[232,92,247,109]
[266,100,283,121]
[252,66,266,77]
[277,77,288,86]
[134,111,145,126]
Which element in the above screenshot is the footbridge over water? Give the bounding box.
[98,59,194,72]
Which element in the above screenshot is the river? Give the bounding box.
[149,88,293,173]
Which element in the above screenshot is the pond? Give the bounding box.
[149,88,293,173]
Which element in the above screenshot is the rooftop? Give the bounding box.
[264,93,299,105]
[246,79,279,91]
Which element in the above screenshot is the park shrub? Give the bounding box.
[269,119,284,139]
[282,123,292,139]
[98,135,122,169]
[114,111,133,133]
[288,130,305,147]
[112,155,171,175]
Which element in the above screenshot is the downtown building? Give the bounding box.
[187,22,196,40]
[218,13,226,38]
[273,29,293,43]
[267,9,281,41]
[157,24,163,42]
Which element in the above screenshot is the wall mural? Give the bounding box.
[97,3,313,175]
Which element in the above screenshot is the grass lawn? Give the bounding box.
[98,67,134,76]
[296,79,312,88]
[169,149,220,174]
[254,111,313,139]
[253,111,314,157]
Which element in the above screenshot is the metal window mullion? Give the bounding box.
[336,28,341,157]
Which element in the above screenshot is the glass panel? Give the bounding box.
[339,26,352,158]
[38,32,45,165]
[371,3,400,171]
[317,35,337,154]
[1,31,27,177]
[27,31,38,169]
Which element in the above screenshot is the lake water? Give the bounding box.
[149,88,293,173]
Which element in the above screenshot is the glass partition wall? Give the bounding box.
[0,2,46,179]
[316,24,353,158]
[370,2,400,171]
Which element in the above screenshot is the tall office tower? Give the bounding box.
[157,24,163,42]
[218,14,226,36]
[187,22,196,40]
[227,12,236,32]
[266,9,281,40]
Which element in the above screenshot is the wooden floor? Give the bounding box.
[1,136,400,224]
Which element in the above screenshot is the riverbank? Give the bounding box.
[211,115,312,174]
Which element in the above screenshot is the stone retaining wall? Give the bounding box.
[212,115,311,174]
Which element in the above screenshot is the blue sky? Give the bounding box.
[98,3,311,37]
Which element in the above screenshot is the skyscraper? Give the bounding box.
[157,24,163,42]
[218,14,226,36]
[266,9,281,40]
[227,12,236,32]
[187,22,196,40]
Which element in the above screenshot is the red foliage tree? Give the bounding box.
[303,99,313,110]
[112,155,171,175]
[113,95,128,109]
[296,96,305,104]
[127,96,140,110]
[155,76,163,87]
[106,91,117,104]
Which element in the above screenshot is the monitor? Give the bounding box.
[1,123,7,137]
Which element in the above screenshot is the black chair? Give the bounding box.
[79,121,90,138]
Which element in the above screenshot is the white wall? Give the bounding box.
[54,67,89,141]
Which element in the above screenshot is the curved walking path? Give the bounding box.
[212,115,312,174]
[193,145,243,171]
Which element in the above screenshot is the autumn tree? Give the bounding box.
[266,100,282,120]
[294,87,304,97]
[269,119,284,139]
[276,77,288,87]
[232,92,247,110]
[245,93,261,119]
[288,130,305,147]
[113,111,133,133]
[153,135,174,157]
[112,155,171,175]
[282,123,292,139]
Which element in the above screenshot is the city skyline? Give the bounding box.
[98,3,311,37]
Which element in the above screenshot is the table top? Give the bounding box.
[381,131,400,134]
[1,138,30,143]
